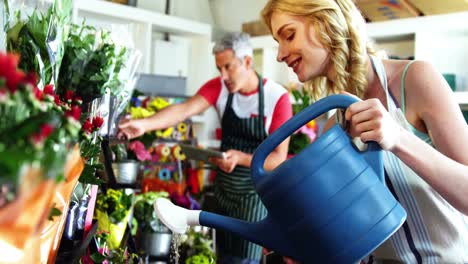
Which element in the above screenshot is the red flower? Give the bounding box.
[43,84,55,96]
[40,124,55,138]
[65,90,75,102]
[74,96,83,105]
[92,116,104,129]
[0,88,7,102]
[82,118,94,134]
[33,86,43,101]
[6,70,25,93]
[54,95,61,105]
[65,105,82,121]
[24,72,38,87]
[0,52,25,93]
[30,124,55,146]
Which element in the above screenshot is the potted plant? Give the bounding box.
[179,227,217,264]
[133,191,172,257]
[95,188,133,249]
[110,140,152,184]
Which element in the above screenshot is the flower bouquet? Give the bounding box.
[0,51,83,262]
[95,189,133,249]
[3,0,72,89]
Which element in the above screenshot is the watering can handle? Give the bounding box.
[251,94,383,185]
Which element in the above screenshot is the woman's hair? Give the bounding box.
[261,0,376,100]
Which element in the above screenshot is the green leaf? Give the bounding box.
[90,252,106,263]
[55,173,65,183]
[48,206,62,220]
[289,133,311,155]
[78,164,104,185]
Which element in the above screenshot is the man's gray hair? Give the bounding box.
[212,32,253,61]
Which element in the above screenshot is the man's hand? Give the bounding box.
[117,118,146,140]
[209,149,244,173]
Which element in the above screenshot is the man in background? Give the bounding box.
[118,32,292,263]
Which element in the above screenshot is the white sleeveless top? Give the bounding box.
[367,56,468,263]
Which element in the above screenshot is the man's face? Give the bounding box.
[215,49,249,93]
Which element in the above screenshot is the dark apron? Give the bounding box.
[214,73,268,262]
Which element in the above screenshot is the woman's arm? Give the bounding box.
[391,61,468,215]
[346,60,468,215]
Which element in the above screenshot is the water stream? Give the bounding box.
[169,233,182,264]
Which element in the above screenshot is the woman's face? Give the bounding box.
[271,12,330,82]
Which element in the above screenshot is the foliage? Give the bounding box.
[90,248,139,264]
[290,88,311,114]
[133,191,169,233]
[90,232,139,264]
[288,84,319,155]
[78,114,105,185]
[57,22,127,103]
[0,51,81,206]
[179,229,216,264]
[4,0,72,88]
[95,188,133,224]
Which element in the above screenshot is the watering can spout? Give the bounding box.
[154,198,297,257]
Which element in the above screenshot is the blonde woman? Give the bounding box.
[261,0,468,263]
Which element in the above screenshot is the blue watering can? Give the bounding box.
[155,94,406,263]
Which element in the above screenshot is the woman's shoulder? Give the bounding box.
[384,59,438,93]
[385,59,454,117]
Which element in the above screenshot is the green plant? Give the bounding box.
[133,191,169,232]
[96,188,133,224]
[57,22,127,103]
[0,52,81,206]
[179,229,216,264]
[288,84,318,155]
[91,232,139,264]
[4,0,72,88]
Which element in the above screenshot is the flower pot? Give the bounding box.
[112,161,139,184]
[139,232,172,257]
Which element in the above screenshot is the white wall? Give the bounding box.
[209,0,268,35]
[137,0,214,25]
[415,30,468,91]
[136,0,269,36]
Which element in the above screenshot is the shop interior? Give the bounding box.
[0,0,467,263]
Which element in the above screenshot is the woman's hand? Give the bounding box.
[344,94,404,151]
[117,118,146,140]
[209,149,244,173]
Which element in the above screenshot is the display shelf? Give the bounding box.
[100,137,138,255]
[73,0,211,36]
[72,0,212,95]
[366,11,468,39]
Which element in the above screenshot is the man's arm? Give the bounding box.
[139,94,211,131]
[232,139,289,171]
[118,94,211,139]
